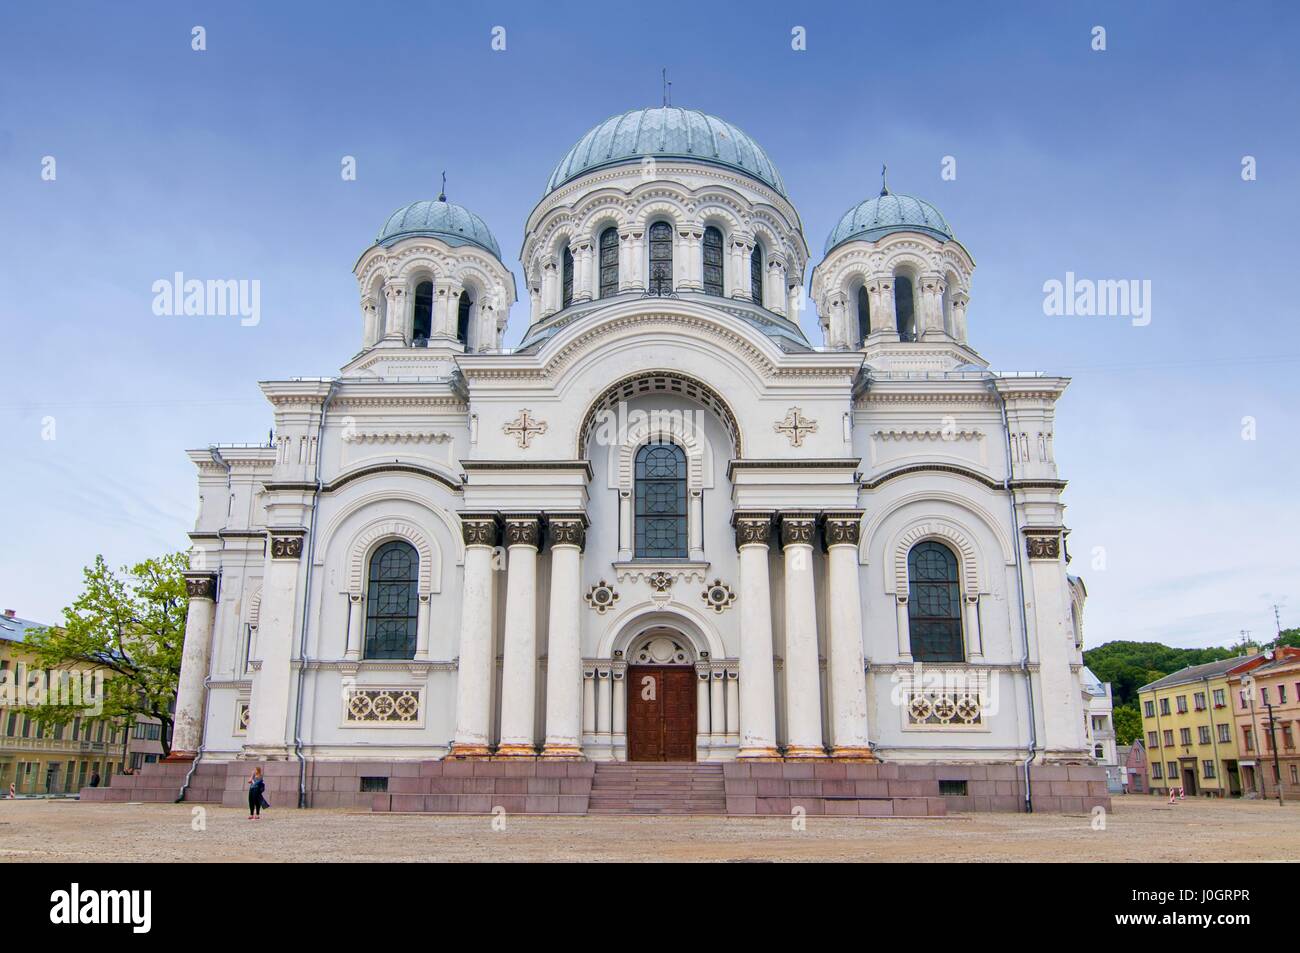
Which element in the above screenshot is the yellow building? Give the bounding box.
[0,611,126,795]
[1138,654,1258,797]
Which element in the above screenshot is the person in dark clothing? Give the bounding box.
[89,772,100,788]
[248,767,266,819]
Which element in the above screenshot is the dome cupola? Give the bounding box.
[376,195,502,259]
[824,189,952,254]
[545,106,787,197]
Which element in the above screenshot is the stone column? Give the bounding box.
[733,513,780,759]
[496,515,542,757]
[709,668,726,744]
[617,490,633,561]
[245,529,306,755]
[869,277,899,341]
[952,291,970,343]
[780,512,826,759]
[678,226,703,290]
[528,286,541,325]
[725,669,740,743]
[540,258,558,317]
[361,296,379,347]
[1024,526,1089,761]
[611,664,627,753]
[920,274,946,340]
[827,293,848,349]
[582,666,596,736]
[596,665,612,744]
[168,573,218,760]
[542,514,586,759]
[573,241,594,301]
[433,279,452,338]
[344,593,363,660]
[823,513,873,760]
[688,489,704,560]
[766,255,787,315]
[382,279,406,342]
[450,515,498,758]
[695,663,711,737]
[787,281,802,321]
[729,238,752,298]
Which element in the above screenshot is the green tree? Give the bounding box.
[1272,628,1300,649]
[1112,703,1142,746]
[21,553,187,757]
[1083,640,1240,708]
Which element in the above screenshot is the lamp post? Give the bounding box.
[1263,701,1284,806]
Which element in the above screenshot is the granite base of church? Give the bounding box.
[78,759,1109,815]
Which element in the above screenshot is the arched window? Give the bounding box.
[648,221,673,295]
[456,291,472,346]
[906,540,963,661]
[856,284,871,345]
[599,227,619,297]
[634,442,687,558]
[412,281,433,344]
[895,275,917,341]
[702,226,724,296]
[561,245,574,308]
[750,244,764,306]
[364,540,419,660]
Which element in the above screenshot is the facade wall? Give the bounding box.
[1139,677,1241,796]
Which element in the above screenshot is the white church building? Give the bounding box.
[91,107,1109,815]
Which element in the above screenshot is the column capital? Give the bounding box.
[821,511,864,549]
[502,514,543,549]
[778,512,818,549]
[460,513,500,548]
[1023,526,1065,560]
[731,511,775,550]
[183,572,217,600]
[268,528,306,560]
[546,512,588,551]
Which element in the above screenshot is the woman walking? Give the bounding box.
[248,766,267,820]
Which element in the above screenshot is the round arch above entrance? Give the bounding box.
[598,602,726,662]
[575,369,743,459]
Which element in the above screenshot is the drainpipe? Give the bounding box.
[291,379,340,808]
[179,445,231,801]
[992,378,1039,812]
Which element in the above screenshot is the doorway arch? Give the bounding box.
[624,629,699,762]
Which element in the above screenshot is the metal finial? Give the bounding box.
[880,163,890,196]
[662,68,668,107]
[437,171,447,202]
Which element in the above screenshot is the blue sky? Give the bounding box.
[1,1,1296,648]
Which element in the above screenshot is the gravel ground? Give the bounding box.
[1,795,1296,862]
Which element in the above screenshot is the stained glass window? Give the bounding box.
[634,442,687,558]
[750,244,763,306]
[364,540,419,660]
[457,291,472,345]
[702,226,724,296]
[648,221,673,294]
[907,540,963,661]
[412,281,433,343]
[599,227,619,297]
[562,245,574,308]
[857,285,871,344]
[896,275,917,341]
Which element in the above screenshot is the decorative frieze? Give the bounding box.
[732,512,774,550]
[502,516,542,549]
[547,514,587,551]
[905,690,984,728]
[184,573,217,600]
[460,514,500,548]
[342,687,423,726]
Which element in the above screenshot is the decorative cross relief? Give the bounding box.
[775,407,818,447]
[503,409,548,448]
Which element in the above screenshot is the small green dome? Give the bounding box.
[824,192,953,254]
[546,107,787,197]
[377,198,501,258]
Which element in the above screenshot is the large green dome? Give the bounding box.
[546,107,787,197]
[824,192,953,254]
[376,198,502,259]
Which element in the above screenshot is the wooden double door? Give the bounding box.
[626,665,697,762]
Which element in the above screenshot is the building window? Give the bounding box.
[895,275,917,341]
[1243,727,1254,751]
[363,540,420,660]
[1179,727,1191,745]
[562,245,574,309]
[1217,723,1231,743]
[634,442,688,559]
[1284,725,1295,750]
[1176,695,1188,713]
[648,221,673,295]
[1093,744,1105,759]
[1239,691,1247,709]
[1193,692,1206,711]
[1202,760,1216,779]
[1144,699,1155,718]
[702,226,724,296]
[1147,730,1158,747]
[750,244,763,306]
[1280,684,1288,704]
[857,285,870,345]
[599,227,619,297]
[1291,765,1298,786]
[1151,762,1163,780]
[1261,687,1270,705]
[1167,761,1178,780]
[906,541,964,662]
[457,291,472,345]
[412,280,434,344]
[1163,729,1174,746]
[1198,725,1211,745]
[1160,697,1171,716]
[1213,688,1225,708]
